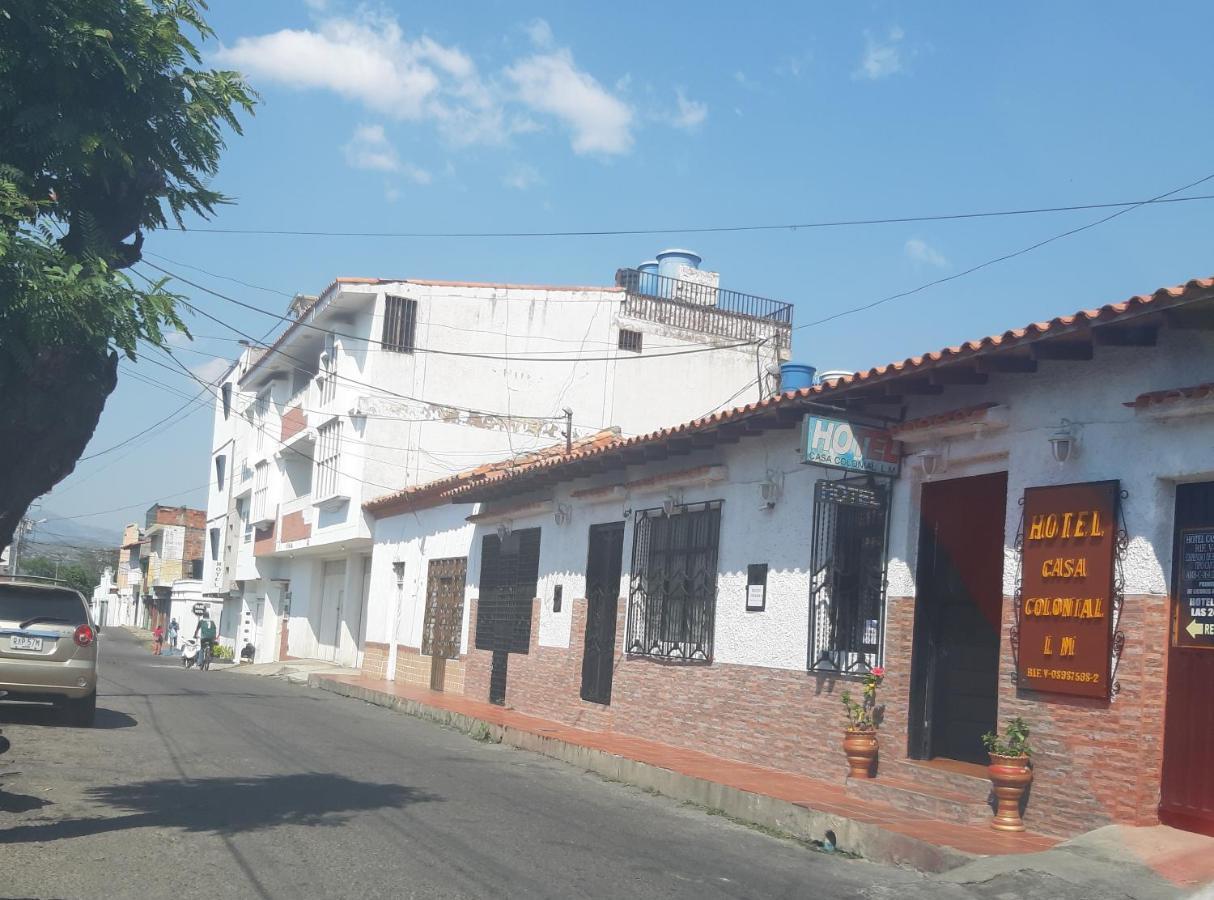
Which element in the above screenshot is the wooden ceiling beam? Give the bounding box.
[976,355,1038,374]
[1092,325,1158,347]
[1031,340,1094,361]
[929,367,990,385]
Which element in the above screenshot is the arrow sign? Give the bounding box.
[1185,619,1214,639]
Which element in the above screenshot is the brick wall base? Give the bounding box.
[362,641,466,695]
[458,590,1170,839]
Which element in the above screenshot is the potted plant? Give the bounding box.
[982,717,1033,832]
[840,666,884,778]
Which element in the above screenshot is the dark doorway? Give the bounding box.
[1160,481,1214,836]
[581,522,625,705]
[489,650,508,706]
[909,472,1008,764]
[475,528,541,706]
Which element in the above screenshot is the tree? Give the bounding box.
[0,1,255,548]
[20,555,96,597]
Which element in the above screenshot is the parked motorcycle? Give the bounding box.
[181,638,200,669]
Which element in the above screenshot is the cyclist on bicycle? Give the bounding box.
[194,611,218,671]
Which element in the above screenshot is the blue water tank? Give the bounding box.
[656,248,702,280]
[780,362,817,393]
[637,260,659,296]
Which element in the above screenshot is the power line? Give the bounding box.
[795,172,1214,332]
[155,193,1214,240]
[143,260,763,364]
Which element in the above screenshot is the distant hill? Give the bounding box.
[31,511,117,549]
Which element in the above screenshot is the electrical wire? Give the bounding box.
[154,193,1214,240]
[142,260,764,363]
[794,172,1214,332]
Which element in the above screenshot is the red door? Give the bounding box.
[1160,481,1214,835]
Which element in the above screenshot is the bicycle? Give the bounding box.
[199,639,213,672]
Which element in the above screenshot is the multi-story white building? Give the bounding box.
[201,252,793,668]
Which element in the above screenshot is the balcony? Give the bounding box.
[615,268,793,351]
[280,404,308,442]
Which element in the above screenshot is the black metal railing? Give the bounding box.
[615,268,793,350]
[626,501,723,663]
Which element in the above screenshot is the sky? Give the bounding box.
[40,0,1214,542]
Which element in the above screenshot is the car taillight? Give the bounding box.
[74,625,95,647]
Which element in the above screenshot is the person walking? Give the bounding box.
[167,619,179,655]
[152,623,164,656]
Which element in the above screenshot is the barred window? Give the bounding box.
[253,462,269,521]
[618,328,643,353]
[383,296,418,353]
[318,333,337,405]
[315,419,342,498]
[253,390,270,449]
[474,528,541,653]
[808,478,890,673]
[626,501,722,662]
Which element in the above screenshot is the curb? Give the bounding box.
[309,674,977,873]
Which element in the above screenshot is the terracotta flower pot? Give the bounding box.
[988,753,1032,832]
[843,728,879,778]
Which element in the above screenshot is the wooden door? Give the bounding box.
[422,557,467,693]
[580,522,625,705]
[910,473,1008,764]
[1160,481,1214,835]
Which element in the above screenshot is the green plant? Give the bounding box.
[841,665,885,729]
[210,643,234,660]
[982,717,1032,758]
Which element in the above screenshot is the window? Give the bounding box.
[254,390,270,450]
[474,528,541,653]
[209,527,221,561]
[253,461,269,521]
[383,296,418,353]
[221,382,233,420]
[214,455,226,492]
[318,333,337,405]
[807,479,890,673]
[626,501,722,661]
[315,419,342,498]
[237,497,251,543]
[618,328,643,353]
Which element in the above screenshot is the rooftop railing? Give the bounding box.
[615,268,793,351]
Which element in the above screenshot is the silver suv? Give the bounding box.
[0,579,98,726]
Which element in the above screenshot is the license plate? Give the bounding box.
[10,635,43,652]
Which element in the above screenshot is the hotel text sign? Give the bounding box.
[802,415,901,477]
[1176,528,1214,649]
[1017,480,1118,699]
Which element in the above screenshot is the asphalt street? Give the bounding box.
[0,629,1105,900]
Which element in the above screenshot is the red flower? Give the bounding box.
[870,666,885,678]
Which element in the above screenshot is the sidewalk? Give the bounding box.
[309,671,1050,872]
[308,671,1214,895]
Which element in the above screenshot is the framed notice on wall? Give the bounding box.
[1175,528,1214,649]
[1017,480,1119,699]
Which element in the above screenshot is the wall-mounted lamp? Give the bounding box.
[759,470,784,510]
[919,447,947,478]
[1049,419,1079,463]
[661,491,684,517]
[554,503,572,526]
[495,521,513,542]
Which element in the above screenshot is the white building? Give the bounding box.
[202,254,791,669]
[90,566,116,627]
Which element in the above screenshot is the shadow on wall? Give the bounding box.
[0,773,441,844]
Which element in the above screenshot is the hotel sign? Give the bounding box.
[1017,480,1119,699]
[1176,528,1214,649]
[801,415,901,477]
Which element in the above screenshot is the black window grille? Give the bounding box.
[626,501,722,662]
[474,528,541,653]
[383,295,418,353]
[618,329,643,353]
[808,478,890,673]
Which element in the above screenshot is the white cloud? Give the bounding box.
[524,18,554,49]
[218,12,635,156]
[342,124,432,183]
[669,88,707,130]
[733,70,759,90]
[191,357,233,386]
[856,26,905,80]
[502,164,543,190]
[905,238,948,268]
[505,49,633,155]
